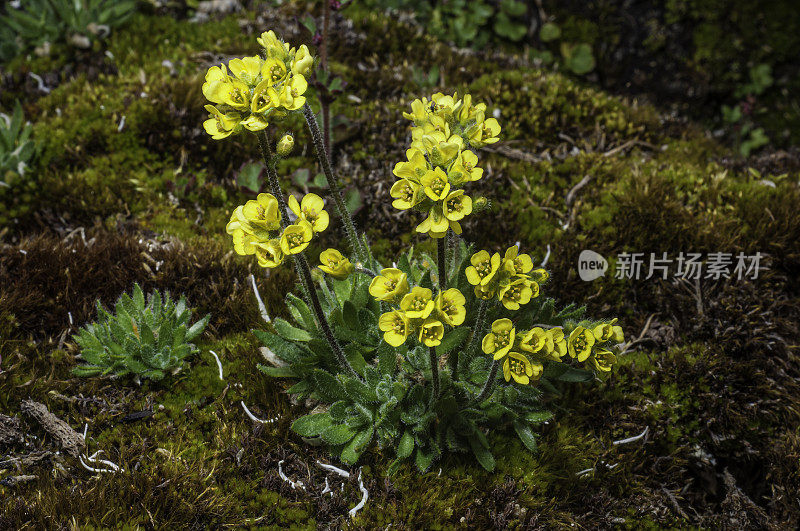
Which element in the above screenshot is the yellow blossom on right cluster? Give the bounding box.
[465,245,548,310]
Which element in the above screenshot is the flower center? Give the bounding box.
[509,358,525,375]
[384,279,397,291]
[495,331,510,349]
[288,233,303,247]
[229,88,245,105]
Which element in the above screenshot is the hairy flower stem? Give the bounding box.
[459,299,487,376]
[302,103,366,264]
[429,346,440,403]
[472,359,500,405]
[257,131,360,380]
[320,0,332,161]
[439,237,460,382]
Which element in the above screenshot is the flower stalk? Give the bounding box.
[257,131,360,380]
[302,103,367,263]
[472,358,500,405]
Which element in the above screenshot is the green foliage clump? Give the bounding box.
[73,283,210,381]
[1,0,137,61]
[0,101,37,184]
[363,0,530,48]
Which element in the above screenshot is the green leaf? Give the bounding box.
[341,428,373,465]
[377,343,397,376]
[436,327,470,357]
[236,162,262,192]
[321,423,357,445]
[331,278,352,306]
[257,364,297,378]
[286,293,315,330]
[555,366,594,382]
[397,430,415,460]
[185,314,210,341]
[415,446,436,473]
[524,410,553,424]
[513,420,538,452]
[540,22,561,42]
[469,436,495,471]
[273,318,313,342]
[292,412,332,437]
[562,42,596,75]
[342,301,360,332]
[311,369,348,402]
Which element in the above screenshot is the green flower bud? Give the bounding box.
[473,196,490,212]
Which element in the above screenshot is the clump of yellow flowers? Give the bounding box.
[390,92,499,238]
[202,31,312,139]
[206,29,623,473]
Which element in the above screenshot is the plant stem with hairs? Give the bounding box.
[429,347,440,402]
[302,103,367,263]
[257,131,360,380]
[471,359,500,405]
[458,299,487,377]
[320,0,332,161]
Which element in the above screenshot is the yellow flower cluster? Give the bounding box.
[391,93,500,238]
[226,192,328,268]
[202,30,314,139]
[465,245,548,310]
[481,318,623,385]
[368,268,466,347]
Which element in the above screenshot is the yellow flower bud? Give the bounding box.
[276,134,294,156]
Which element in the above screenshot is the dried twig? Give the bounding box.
[348,470,369,518]
[249,274,270,323]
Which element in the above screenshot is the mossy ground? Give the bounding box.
[1,1,799,528]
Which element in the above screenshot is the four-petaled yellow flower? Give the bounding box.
[390,179,422,210]
[203,105,241,139]
[592,323,614,342]
[369,268,409,302]
[503,352,542,385]
[567,326,595,362]
[254,239,284,268]
[519,327,547,354]
[443,190,472,224]
[400,287,435,319]
[503,245,533,275]
[392,149,428,183]
[318,249,354,280]
[498,277,536,310]
[288,193,329,233]
[545,328,568,360]
[590,349,617,372]
[466,250,501,287]
[421,167,451,201]
[242,193,281,232]
[435,288,466,326]
[419,317,445,347]
[280,220,314,255]
[379,310,411,347]
[482,318,515,360]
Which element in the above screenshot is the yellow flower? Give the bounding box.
[402,97,432,124]
[482,318,515,360]
[369,268,409,301]
[530,268,549,283]
[519,327,547,354]
[251,80,280,114]
[218,78,251,110]
[456,94,486,124]
[442,190,472,223]
[279,220,314,255]
[435,288,466,326]
[503,352,542,385]
[545,328,568,359]
[420,167,451,201]
[318,249,354,280]
[278,74,307,110]
[291,44,314,76]
[431,92,458,117]
[474,284,495,300]
[260,57,289,86]
[503,245,533,275]
[498,277,537,310]
[592,323,614,342]
[390,179,422,210]
[418,317,445,347]
[254,239,284,268]
[467,113,501,147]
[203,105,241,139]
[415,206,453,238]
[242,193,282,232]
[225,205,246,235]
[568,326,595,362]
[202,65,231,105]
[413,131,461,167]
[392,149,429,183]
[612,324,624,343]
[400,287,435,319]
[449,150,483,184]
[229,56,264,86]
[379,310,411,347]
[590,349,617,372]
[231,228,258,256]
[288,193,329,233]
[258,30,290,58]
[465,250,501,287]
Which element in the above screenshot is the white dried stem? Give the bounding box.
[241,401,278,424]
[209,350,224,381]
[612,426,649,446]
[278,460,305,490]
[316,460,350,478]
[249,274,270,323]
[348,470,369,518]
